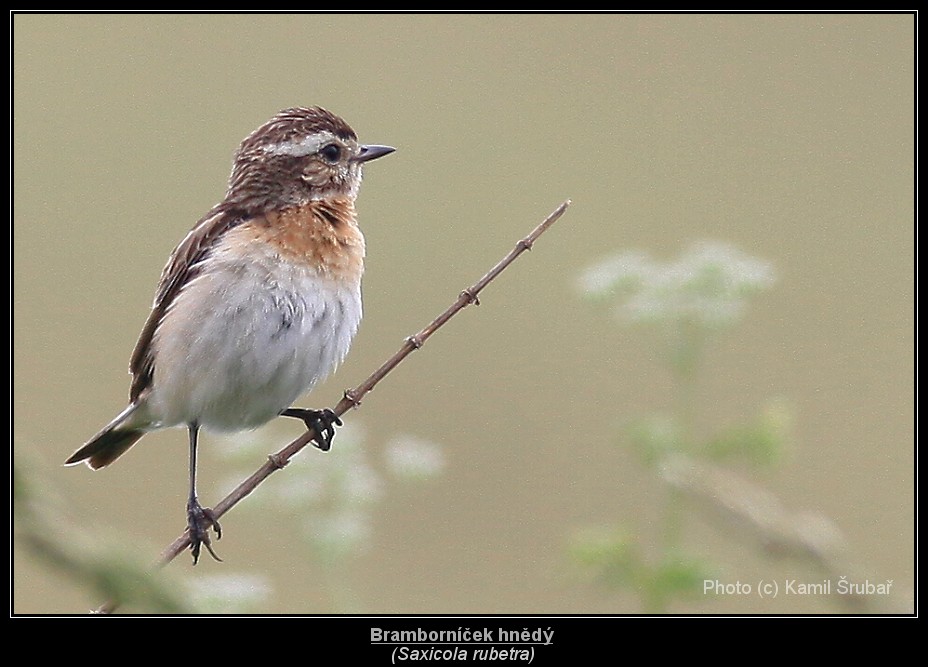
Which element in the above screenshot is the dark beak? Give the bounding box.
[355,144,396,163]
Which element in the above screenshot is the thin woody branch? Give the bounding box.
[94,199,571,614]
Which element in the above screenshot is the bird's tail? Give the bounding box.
[65,404,147,470]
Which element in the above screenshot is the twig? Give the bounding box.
[94,200,571,614]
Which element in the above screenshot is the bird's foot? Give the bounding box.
[186,498,222,565]
[281,407,342,452]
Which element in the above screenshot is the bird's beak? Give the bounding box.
[354,144,396,163]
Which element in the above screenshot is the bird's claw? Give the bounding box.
[282,407,342,452]
[187,499,222,565]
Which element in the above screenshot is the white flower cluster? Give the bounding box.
[579,241,776,328]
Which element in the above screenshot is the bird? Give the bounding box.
[64,106,394,563]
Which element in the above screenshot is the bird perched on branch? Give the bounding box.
[65,106,394,563]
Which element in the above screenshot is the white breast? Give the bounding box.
[144,242,361,431]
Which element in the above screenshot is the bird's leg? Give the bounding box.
[185,422,221,564]
[280,408,343,452]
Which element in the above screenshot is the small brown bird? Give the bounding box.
[65,107,394,563]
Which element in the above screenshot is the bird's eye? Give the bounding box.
[320,143,341,163]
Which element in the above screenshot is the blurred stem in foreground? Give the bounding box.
[14,454,193,613]
[15,451,299,613]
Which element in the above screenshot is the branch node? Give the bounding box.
[405,334,424,350]
[460,288,481,306]
[343,388,362,408]
[517,238,534,252]
[267,453,289,470]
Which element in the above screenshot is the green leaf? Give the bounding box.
[568,526,641,589]
[703,400,793,467]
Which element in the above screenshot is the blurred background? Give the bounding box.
[13,14,913,614]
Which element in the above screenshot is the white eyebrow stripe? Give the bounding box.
[262,133,330,157]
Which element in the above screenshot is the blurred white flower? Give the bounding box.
[385,435,446,480]
[305,509,374,559]
[579,241,776,328]
[184,573,272,614]
[578,250,654,299]
[211,422,444,571]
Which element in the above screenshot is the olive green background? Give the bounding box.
[13,13,914,613]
